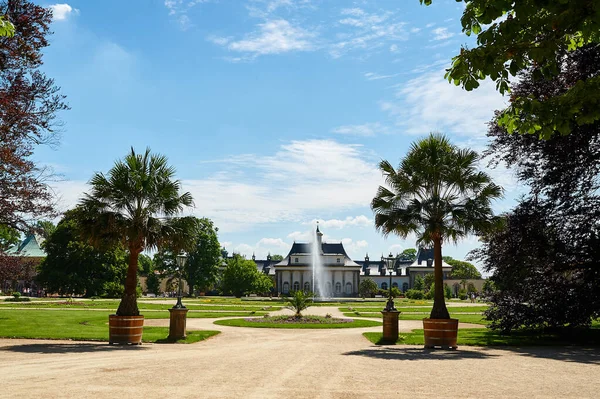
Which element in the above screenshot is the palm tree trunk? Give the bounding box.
[116,249,141,316]
[429,235,450,319]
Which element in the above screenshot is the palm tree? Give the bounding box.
[79,148,195,316]
[371,134,502,319]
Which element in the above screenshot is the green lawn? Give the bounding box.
[0,309,219,343]
[343,312,488,325]
[214,317,382,329]
[339,306,489,313]
[364,328,600,346]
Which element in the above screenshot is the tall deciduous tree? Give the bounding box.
[419,0,600,138]
[0,224,20,251]
[399,248,417,261]
[37,209,128,297]
[221,254,273,298]
[444,257,482,279]
[372,134,502,319]
[78,148,195,316]
[475,44,600,333]
[0,0,69,231]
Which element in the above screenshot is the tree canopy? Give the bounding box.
[398,248,417,262]
[0,224,20,251]
[221,254,273,297]
[444,257,482,279]
[476,45,600,332]
[37,209,128,298]
[419,0,600,138]
[0,0,69,232]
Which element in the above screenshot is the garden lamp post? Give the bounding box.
[381,253,400,342]
[384,253,397,312]
[174,252,187,309]
[169,252,189,340]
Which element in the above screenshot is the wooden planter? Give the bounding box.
[423,318,459,349]
[109,315,144,345]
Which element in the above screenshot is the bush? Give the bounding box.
[406,289,424,300]
[12,292,21,298]
[359,278,378,298]
[458,288,468,300]
[4,296,31,302]
[444,284,452,299]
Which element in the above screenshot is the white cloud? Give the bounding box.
[381,69,508,138]
[207,35,231,46]
[363,72,399,81]
[431,27,454,41]
[340,238,369,256]
[223,19,316,57]
[304,215,372,229]
[387,244,404,254]
[164,0,209,29]
[49,4,78,21]
[331,122,390,137]
[389,44,399,53]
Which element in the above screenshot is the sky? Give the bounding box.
[36,0,521,273]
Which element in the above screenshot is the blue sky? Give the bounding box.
[37,1,519,272]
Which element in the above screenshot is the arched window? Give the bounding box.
[392,282,398,288]
[304,282,310,292]
[345,282,352,295]
[293,281,300,291]
[335,282,342,294]
[283,282,289,294]
[381,282,388,290]
[402,282,409,292]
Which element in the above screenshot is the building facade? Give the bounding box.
[253,227,453,297]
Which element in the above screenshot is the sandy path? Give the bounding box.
[1,306,598,398]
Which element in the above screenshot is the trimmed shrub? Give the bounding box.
[458,288,468,300]
[406,289,424,300]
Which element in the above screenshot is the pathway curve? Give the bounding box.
[0,306,598,398]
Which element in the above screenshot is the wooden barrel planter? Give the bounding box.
[108,315,144,345]
[423,318,459,349]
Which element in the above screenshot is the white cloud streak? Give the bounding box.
[49,4,78,21]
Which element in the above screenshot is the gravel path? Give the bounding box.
[0,306,598,398]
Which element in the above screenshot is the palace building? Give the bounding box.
[253,226,453,297]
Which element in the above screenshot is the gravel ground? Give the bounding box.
[0,306,598,399]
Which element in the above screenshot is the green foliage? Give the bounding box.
[390,287,402,298]
[0,16,15,37]
[413,275,425,291]
[270,254,284,261]
[37,210,128,298]
[146,272,162,295]
[482,279,496,296]
[359,278,378,298]
[286,290,313,317]
[215,317,382,329]
[137,254,154,276]
[458,289,468,300]
[398,248,417,261]
[446,257,482,279]
[423,273,435,290]
[467,282,478,293]
[78,148,194,316]
[12,292,20,298]
[405,289,424,300]
[424,283,434,300]
[221,254,273,297]
[34,220,56,240]
[444,283,452,300]
[420,0,600,138]
[371,134,502,319]
[0,224,20,251]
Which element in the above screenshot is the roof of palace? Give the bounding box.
[285,242,350,256]
[6,233,46,258]
[409,248,452,268]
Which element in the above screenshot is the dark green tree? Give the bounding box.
[221,254,273,297]
[359,278,378,298]
[444,257,482,279]
[372,133,502,319]
[37,209,127,297]
[0,224,20,251]
[399,248,417,261]
[78,148,195,316]
[145,272,161,295]
[423,273,435,291]
[137,254,154,277]
[413,274,425,291]
[270,254,284,261]
[34,220,55,240]
[419,0,600,138]
[186,218,221,295]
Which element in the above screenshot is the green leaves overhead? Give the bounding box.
[419,0,600,137]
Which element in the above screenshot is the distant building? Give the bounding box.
[252,226,452,297]
[2,233,46,294]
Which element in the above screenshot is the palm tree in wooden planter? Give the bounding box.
[371,133,502,349]
[79,148,196,344]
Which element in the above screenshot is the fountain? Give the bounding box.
[311,224,326,298]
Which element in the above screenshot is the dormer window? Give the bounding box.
[337,258,340,263]
[295,258,299,263]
